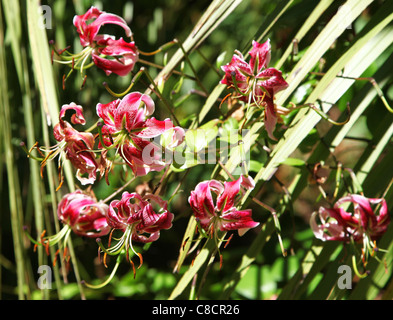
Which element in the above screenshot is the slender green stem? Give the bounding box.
[64,236,85,299]
[83,254,123,289]
[141,67,181,126]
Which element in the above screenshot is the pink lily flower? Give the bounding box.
[188,175,259,236]
[96,92,184,176]
[97,191,173,272]
[72,6,138,76]
[50,103,98,186]
[311,194,390,243]
[32,190,110,259]
[106,192,174,243]
[57,190,110,238]
[221,39,288,139]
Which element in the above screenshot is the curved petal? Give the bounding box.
[73,6,132,47]
[371,198,390,231]
[106,200,127,230]
[120,139,167,176]
[53,122,65,142]
[62,127,95,149]
[217,175,254,212]
[115,92,155,131]
[139,204,174,233]
[132,231,160,243]
[240,175,256,190]
[75,167,97,186]
[310,208,349,242]
[107,192,144,230]
[73,204,110,237]
[160,126,186,149]
[73,6,103,46]
[188,180,224,229]
[96,98,121,129]
[59,103,86,125]
[336,195,370,229]
[221,54,251,86]
[93,37,138,76]
[89,12,132,38]
[249,39,271,73]
[219,209,259,236]
[263,99,278,141]
[57,191,110,238]
[92,53,137,76]
[96,37,138,56]
[256,68,288,94]
[134,118,174,139]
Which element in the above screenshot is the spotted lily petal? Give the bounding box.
[219,208,260,236]
[311,194,390,243]
[249,39,271,74]
[107,191,174,243]
[189,176,258,236]
[217,175,255,213]
[256,68,288,95]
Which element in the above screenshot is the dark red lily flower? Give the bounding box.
[188,175,259,236]
[40,103,98,186]
[106,192,174,244]
[311,194,390,243]
[94,191,173,272]
[33,190,110,259]
[70,6,138,76]
[221,39,288,139]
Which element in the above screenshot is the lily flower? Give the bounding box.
[311,194,390,270]
[96,91,184,176]
[53,6,138,79]
[221,39,288,139]
[39,103,98,187]
[73,6,132,48]
[73,6,138,76]
[311,195,390,243]
[97,191,174,272]
[26,190,110,265]
[188,175,259,237]
[57,190,111,238]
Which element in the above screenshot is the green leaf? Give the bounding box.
[169,236,223,300]
[280,158,306,168]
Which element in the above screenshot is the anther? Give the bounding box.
[137,253,143,269]
[81,75,87,90]
[224,234,234,249]
[130,260,136,279]
[182,237,190,251]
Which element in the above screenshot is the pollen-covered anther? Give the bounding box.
[137,253,144,269]
[53,248,61,267]
[130,259,136,279]
[224,234,234,249]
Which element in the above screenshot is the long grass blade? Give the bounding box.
[0,5,26,299]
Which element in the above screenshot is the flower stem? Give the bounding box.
[83,254,123,289]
